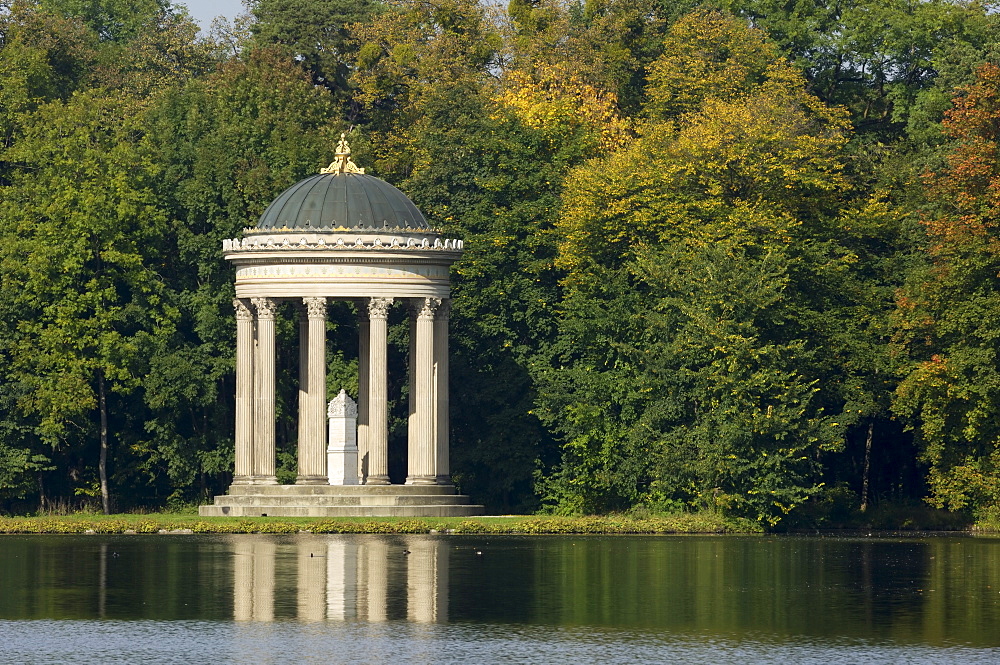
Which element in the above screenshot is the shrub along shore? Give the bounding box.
[0,513,762,535]
[2,509,995,535]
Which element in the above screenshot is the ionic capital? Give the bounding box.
[303,296,327,319]
[234,298,254,321]
[367,297,393,319]
[252,297,278,320]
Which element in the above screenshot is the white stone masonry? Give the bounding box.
[327,390,359,485]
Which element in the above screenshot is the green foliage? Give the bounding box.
[250,0,378,99]
[645,8,782,120]
[539,11,874,525]
[893,64,1000,519]
[726,0,1000,139]
[0,87,172,479]
[0,512,762,534]
[38,0,171,43]
[0,0,997,529]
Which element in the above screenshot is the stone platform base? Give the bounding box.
[199,484,484,517]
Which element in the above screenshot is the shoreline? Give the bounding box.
[0,513,996,535]
[0,513,760,535]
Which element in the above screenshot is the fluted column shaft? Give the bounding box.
[406,308,417,477]
[366,297,392,485]
[233,299,255,484]
[251,297,278,484]
[407,298,438,485]
[299,297,328,484]
[296,303,309,479]
[434,300,451,484]
[357,305,370,483]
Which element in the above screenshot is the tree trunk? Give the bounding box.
[98,371,110,515]
[38,472,48,514]
[860,421,873,513]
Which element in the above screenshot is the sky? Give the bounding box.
[179,0,248,32]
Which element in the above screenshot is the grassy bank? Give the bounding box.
[0,512,761,535]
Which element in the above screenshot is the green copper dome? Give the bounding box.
[255,172,429,231]
[254,135,429,231]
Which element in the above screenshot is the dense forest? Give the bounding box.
[1,0,999,526]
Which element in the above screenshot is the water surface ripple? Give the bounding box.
[0,533,998,663]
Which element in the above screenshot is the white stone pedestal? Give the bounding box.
[327,390,359,485]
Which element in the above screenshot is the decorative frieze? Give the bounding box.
[222,236,464,252]
[235,264,451,280]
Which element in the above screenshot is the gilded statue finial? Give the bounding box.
[321,133,365,175]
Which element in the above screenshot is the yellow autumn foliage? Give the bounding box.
[557,67,850,285]
[646,8,784,120]
[494,62,631,152]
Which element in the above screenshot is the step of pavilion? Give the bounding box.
[207,493,471,507]
[226,484,460,496]
[199,484,484,517]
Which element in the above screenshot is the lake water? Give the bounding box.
[0,533,998,663]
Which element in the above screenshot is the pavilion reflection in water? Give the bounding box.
[231,536,448,623]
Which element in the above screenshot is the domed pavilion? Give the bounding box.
[199,136,483,517]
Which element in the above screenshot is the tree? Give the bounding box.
[894,63,1000,519]
[37,0,172,43]
[537,10,857,523]
[726,0,1000,139]
[249,0,378,106]
[0,2,98,183]
[0,89,173,513]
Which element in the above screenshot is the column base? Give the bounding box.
[232,476,253,485]
[249,475,279,485]
[365,475,391,486]
[405,475,438,486]
[435,475,452,485]
[295,476,329,486]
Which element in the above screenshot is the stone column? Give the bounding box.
[357,304,370,483]
[298,296,328,484]
[434,299,451,484]
[407,297,439,485]
[366,297,393,485]
[233,299,255,484]
[296,303,309,479]
[251,297,278,484]
[407,306,417,475]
